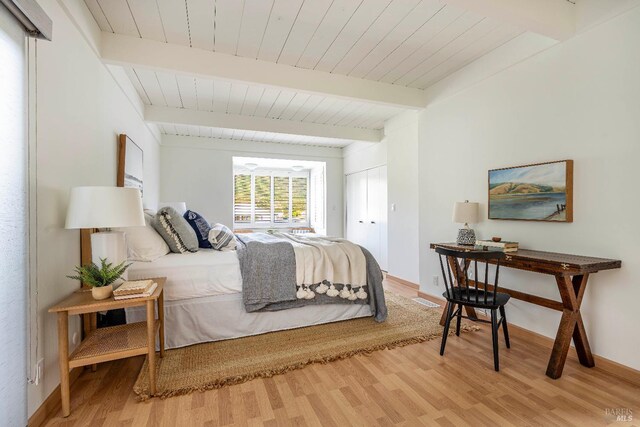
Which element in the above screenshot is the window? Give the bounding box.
[233,174,251,223]
[233,171,309,227]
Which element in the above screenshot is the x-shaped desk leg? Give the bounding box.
[546,274,594,379]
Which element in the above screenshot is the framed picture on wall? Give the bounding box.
[117,134,143,197]
[488,160,573,222]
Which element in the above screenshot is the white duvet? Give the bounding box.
[128,234,367,302]
[127,249,243,301]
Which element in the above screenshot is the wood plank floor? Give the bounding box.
[43,279,640,426]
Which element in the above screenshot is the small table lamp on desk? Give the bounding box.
[453,200,479,245]
[65,186,145,278]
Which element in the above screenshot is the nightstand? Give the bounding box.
[49,277,166,417]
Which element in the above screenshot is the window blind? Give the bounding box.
[233,174,251,223]
[1,5,28,423]
[233,171,310,227]
[254,175,271,223]
[291,177,307,223]
[0,0,52,40]
[273,176,289,223]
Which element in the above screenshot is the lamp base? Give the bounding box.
[91,231,128,281]
[456,228,476,246]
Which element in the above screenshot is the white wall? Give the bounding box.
[160,135,344,237]
[0,5,28,425]
[418,6,640,370]
[344,112,420,283]
[343,140,388,176]
[28,0,161,416]
[385,112,420,284]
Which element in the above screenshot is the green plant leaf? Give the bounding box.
[66,258,132,288]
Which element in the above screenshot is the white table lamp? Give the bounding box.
[66,187,145,278]
[453,200,479,245]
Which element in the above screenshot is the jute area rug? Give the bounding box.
[134,292,477,400]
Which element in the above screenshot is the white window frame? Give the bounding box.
[233,168,310,228]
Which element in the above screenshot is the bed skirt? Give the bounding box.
[125,292,372,349]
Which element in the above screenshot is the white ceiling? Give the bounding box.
[87,0,523,89]
[126,67,404,130]
[232,156,325,171]
[160,124,356,148]
[84,0,530,146]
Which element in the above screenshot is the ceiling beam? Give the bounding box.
[101,33,425,110]
[145,105,383,143]
[443,0,575,41]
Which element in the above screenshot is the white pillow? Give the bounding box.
[117,214,170,262]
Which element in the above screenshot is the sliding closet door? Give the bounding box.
[366,167,381,263]
[346,170,367,246]
[365,166,388,271]
[378,166,388,271]
[0,4,28,425]
[346,166,388,271]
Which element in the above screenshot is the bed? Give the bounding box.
[124,235,383,349]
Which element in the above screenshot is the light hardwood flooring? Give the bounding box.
[42,279,640,426]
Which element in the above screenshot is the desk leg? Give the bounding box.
[439,303,449,326]
[158,291,165,358]
[147,300,157,396]
[438,257,478,326]
[57,312,71,417]
[546,274,592,379]
[571,274,595,367]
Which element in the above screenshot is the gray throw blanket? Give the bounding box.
[236,233,387,322]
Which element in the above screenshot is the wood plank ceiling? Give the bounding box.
[126,67,405,130]
[86,0,524,146]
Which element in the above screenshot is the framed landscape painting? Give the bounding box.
[488,160,573,222]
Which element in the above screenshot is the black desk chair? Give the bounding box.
[436,247,511,371]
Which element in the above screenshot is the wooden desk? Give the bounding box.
[49,277,166,417]
[430,243,621,379]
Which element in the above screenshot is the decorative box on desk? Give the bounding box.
[49,277,166,417]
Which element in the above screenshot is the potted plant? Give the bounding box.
[67,258,131,300]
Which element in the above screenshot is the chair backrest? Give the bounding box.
[435,247,505,304]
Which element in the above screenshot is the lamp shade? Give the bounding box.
[65,186,145,229]
[452,201,479,224]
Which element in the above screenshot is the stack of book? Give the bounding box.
[113,279,157,300]
[474,240,519,253]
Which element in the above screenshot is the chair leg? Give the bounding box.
[455,304,462,336]
[499,305,510,349]
[491,309,499,371]
[440,302,455,356]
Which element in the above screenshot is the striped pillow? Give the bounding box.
[208,224,237,251]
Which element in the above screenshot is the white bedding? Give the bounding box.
[125,292,372,349]
[127,249,242,301]
[125,236,376,348]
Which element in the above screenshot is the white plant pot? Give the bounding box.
[92,285,113,300]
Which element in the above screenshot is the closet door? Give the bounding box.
[366,168,381,263]
[378,166,388,271]
[346,167,388,270]
[346,171,367,247]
